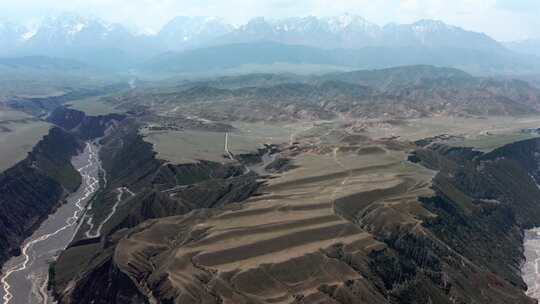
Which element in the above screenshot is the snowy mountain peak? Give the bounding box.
[158,16,234,50]
[37,13,121,38]
[325,14,377,32]
[240,15,379,34]
[411,19,456,33]
[21,28,37,41]
[0,13,507,60]
[0,21,28,48]
[42,13,90,29]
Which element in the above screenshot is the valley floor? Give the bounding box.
[522,228,540,299]
[0,143,100,304]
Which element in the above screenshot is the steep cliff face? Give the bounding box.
[95,127,258,238]
[411,139,540,290]
[0,127,82,265]
[47,106,125,140]
[102,143,539,304]
[52,120,262,303]
[0,105,126,270]
[53,124,540,304]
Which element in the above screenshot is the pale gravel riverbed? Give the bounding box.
[522,228,540,300]
[0,142,101,304]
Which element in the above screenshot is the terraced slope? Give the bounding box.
[51,119,261,302]
[111,142,437,303]
[53,118,540,303]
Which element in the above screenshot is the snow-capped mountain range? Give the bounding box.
[22,14,135,49]
[211,16,504,52]
[159,16,234,50]
[0,13,508,54]
[0,13,534,72]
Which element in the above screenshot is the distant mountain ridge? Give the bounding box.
[141,42,540,75]
[0,14,510,56]
[1,13,539,74]
[0,56,86,70]
[107,65,540,120]
[213,16,505,52]
[159,16,234,50]
[505,39,540,57]
[1,13,159,69]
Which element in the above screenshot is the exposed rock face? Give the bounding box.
[52,120,262,302]
[47,106,125,139]
[411,139,540,289]
[0,106,126,274]
[0,127,82,265]
[50,131,540,303]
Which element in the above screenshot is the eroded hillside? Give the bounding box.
[100,66,540,122]
[0,127,82,265]
[2,66,539,303]
[50,114,540,303]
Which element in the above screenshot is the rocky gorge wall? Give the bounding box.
[52,119,262,303]
[0,106,126,272]
[51,129,540,304]
[0,127,82,266]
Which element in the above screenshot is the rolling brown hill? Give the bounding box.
[50,118,540,303]
[105,66,540,122]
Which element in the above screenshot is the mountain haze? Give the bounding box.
[0,13,539,74]
[213,16,505,52]
[142,42,540,75]
[505,39,540,58]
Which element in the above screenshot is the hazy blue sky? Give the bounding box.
[1,0,539,41]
